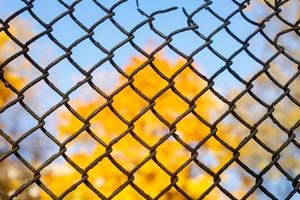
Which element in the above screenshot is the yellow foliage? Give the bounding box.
[44,53,241,199]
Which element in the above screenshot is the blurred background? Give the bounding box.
[0,0,299,199]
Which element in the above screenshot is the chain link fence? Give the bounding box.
[0,0,299,199]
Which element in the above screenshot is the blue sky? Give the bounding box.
[0,0,278,140]
[1,1,299,199]
[0,0,268,95]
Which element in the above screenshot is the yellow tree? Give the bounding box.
[40,52,253,199]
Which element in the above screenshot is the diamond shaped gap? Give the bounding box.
[278,142,300,178]
[27,35,65,68]
[51,16,86,47]
[156,137,190,172]
[216,113,250,149]
[212,69,245,102]
[0,154,33,197]
[273,96,299,130]
[263,15,290,40]
[154,89,188,123]
[193,47,225,78]
[133,65,168,98]
[113,0,146,31]
[152,9,189,36]
[210,29,243,59]
[194,89,228,124]
[230,50,262,82]
[277,31,300,61]
[132,24,165,55]
[93,19,127,51]
[3,55,42,91]
[151,47,186,78]
[133,110,169,146]
[177,161,215,198]
[0,0,25,20]
[0,102,38,141]
[112,42,148,73]
[268,54,298,85]
[234,93,268,126]
[48,58,85,93]
[174,66,207,100]
[40,156,82,197]
[32,0,66,24]
[65,130,106,169]
[247,33,278,63]
[251,73,283,105]
[227,13,257,41]
[171,30,207,56]
[23,80,62,117]
[44,104,84,143]
[196,137,232,173]
[8,11,45,44]
[18,129,59,169]
[72,0,106,28]
[112,86,148,121]
[176,113,211,143]
[278,0,299,24]
[111,133,148,171]
[239,139,272,174]
[133,159,170,198]
[256,118,288,151]
[261,166,294,199]
[209,0,238,18]
[68,82,106,119]
[241,0,275,23]
[91,61,125,95]
[87,157,127,197]
[70,38,107,71]
[0,31,22,61]
[219,162,255,199]
[191,9,223,37]
[89,107,127,144]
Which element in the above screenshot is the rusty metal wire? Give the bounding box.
[0,0,299,199]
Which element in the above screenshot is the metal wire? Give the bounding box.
[0,0,299,199]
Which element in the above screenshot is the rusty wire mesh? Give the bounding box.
[0,0,300,199]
